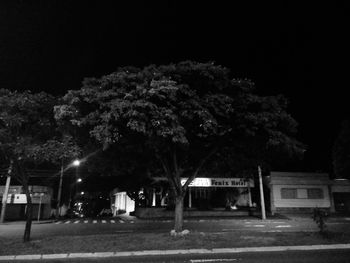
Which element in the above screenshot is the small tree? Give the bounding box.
[55,61,303,233]
[333,120,350,179]
[0,89,79,241]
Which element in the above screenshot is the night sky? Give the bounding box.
[0,1,348,174]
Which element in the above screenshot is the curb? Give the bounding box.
[1,244,350,261]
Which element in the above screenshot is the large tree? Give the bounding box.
[55,61,303,233]
[0,89,79,242]
[333,120,350,179]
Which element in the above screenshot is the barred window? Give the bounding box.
[307,188,324,199]
[281,188,297,199]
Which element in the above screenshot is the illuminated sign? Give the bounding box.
[181,178,254,188]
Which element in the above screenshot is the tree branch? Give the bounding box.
[182,147,218,192]
[157,154,177,193]
[171,147,184,195]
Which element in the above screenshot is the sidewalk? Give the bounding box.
[0,219,56,225]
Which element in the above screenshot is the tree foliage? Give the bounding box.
[333,120,350,179]
[55,61,304,232]
[0,89,79,241]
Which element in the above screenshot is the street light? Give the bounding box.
[56,159,81,218]
[72,160,80,167]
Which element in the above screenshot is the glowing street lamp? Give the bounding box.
[72,159,81,166]
[77,178,82,183]
[56,159,82,218]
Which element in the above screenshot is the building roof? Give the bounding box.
[268,171,331,185]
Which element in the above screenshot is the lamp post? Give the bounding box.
[56,159,80,218]
[68,160,81,209]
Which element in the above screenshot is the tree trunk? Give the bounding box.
[23,182,33,242]
[174,195,184,233]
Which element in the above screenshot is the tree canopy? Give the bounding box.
[55,61,304,232]
[0,89,80,241]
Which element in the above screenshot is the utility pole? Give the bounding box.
[258,165,266,220]
[1,160,13,223]
[56,160,64,218]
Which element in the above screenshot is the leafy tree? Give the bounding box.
[55,61,303,233]
[83,144,153,201]
[333,120,350,179]
[0,89,79,242]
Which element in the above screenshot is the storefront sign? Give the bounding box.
[181,177,254,188]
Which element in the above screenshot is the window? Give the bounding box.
[281,188,297,199]
[297,189,308,199]
[307,188,324,199]
[281,188,324,199]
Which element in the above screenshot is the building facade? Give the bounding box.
[266,172,334,214]
[0,185,53,220]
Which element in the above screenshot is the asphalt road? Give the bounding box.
[2,217,350,239]
[9,249,350,263]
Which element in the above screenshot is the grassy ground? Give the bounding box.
[1,230,350,256]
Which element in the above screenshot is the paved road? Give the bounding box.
[1,217,350,239]
[9,249,350,262]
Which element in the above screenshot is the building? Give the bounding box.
[331,178,350,213]
[0,185,53,220]
[266,171,334,214]
[111,172,350,218]
[133,177,256,218]
[110,188,135,216]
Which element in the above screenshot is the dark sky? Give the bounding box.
[0,1,348,174]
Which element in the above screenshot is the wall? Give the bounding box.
[272,184,331,208]
[112,192,135,215]
[135,207,251,218]
[268,172,333,214]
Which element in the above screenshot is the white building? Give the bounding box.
[266,171,334,214]
[110,189,135,216]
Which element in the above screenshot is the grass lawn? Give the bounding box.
[1,230,350,256]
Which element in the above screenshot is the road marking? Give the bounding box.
[64,220,70,224]
[115,230,133,233]
[119,220,125,223]
[245,225,265,227]
[110,220,115,223]
[74,220,80,224]
[93,220,97,224]
[275,225,291,228]
[84,220,88,223]
[190,259,240,262]
[102,220,106,223]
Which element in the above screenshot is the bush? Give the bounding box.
[312,207,328,237]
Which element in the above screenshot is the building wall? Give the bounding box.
[0,185,53,220]
[272,184,331,208]
[268,172,333,214]
[112,191,135,215]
